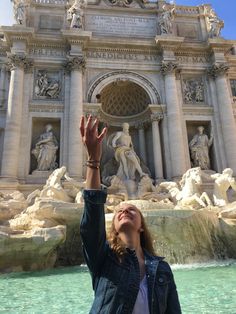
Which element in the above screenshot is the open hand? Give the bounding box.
[80,115,107,162]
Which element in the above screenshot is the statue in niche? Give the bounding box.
[158,4,175,35]
[211,168,236,207]
[207,9,224,38]
[35,72,61,99]
[111,123,146,181]
[13,0,27,25]
[67,0,86,29]
[183,79,204,103]
[189,126,213,170]
[31,124,58,171]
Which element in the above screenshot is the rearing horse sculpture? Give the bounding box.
[176,167,212,208]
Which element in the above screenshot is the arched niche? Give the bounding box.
[87,71,161,105]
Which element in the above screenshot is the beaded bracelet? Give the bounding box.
[85,160,100,169]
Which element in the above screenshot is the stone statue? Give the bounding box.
[39,166,73,202]
[211,168,236,207]
[13,0,26,25]
[189,126,213,170]
[35,72,60,99]
[161,167,212,208]
[67,0,86,29]
[111,123,146,180]
[195,81,204,102]
[32,124,58,171]
[207,9,224,38]
[158,4,175,35]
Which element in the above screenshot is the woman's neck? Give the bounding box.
[118,231,144,261]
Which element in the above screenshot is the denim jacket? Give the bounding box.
[80,189,182,314]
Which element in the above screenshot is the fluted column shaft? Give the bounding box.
[161,62,186,177]
[1,56,27,179]
[210,64,236,173]
[66,57,85,178]
[0,65,7,107]
[137,123,147,164]
[151,113,163,180]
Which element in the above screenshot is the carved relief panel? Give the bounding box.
[34,69,62,100]
[182,77,205,104]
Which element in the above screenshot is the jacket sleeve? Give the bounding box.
[80,189,108,278]
[166,267,182,314]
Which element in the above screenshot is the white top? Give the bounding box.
[132,275,150,314]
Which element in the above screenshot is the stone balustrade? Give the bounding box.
[175,6,199,15]
[33,0,67,4]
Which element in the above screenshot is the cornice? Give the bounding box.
[207,38,233,54]
[61,30,92,47]
[155,35,185,51]
[0,26,35,45]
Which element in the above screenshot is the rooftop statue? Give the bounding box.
[67,0,87,29]
[158,4,175,35]
[207,9,224,38]
[12,0,27,25]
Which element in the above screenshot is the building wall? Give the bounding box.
[0,0,236,186]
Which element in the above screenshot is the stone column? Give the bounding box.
[208,64,236,173]
[136,122,147,164]
[0,65,7,107]
[1,55,31,180]
[151,113,163,180]
[64,56,85,178]
[161,62,186,178]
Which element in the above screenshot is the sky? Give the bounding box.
[0,0,235,40]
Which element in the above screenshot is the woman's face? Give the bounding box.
[113,204,142,234]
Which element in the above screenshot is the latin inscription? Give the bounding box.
[176,56,210,64]
[87,51,160,62]
[29,48,66,57]
[85,15,157,37]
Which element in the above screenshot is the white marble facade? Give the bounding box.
[0,0,236,189]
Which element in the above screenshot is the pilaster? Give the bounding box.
[207,63,236,173]
[1,54,33,181]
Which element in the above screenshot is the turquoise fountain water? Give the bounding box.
[0,261,236,314]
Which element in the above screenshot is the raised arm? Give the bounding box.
[79,115,108,279]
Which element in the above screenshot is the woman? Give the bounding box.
[80,115,181,314]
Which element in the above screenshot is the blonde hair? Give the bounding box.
[107,206,156,259]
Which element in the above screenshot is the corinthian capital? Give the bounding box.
[207,63,229,78]
[160,61,178,75]
[7,54,33,71]
[64,56,86,73]
[151,113,164,122]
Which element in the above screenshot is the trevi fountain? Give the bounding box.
[0,0,236,313]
